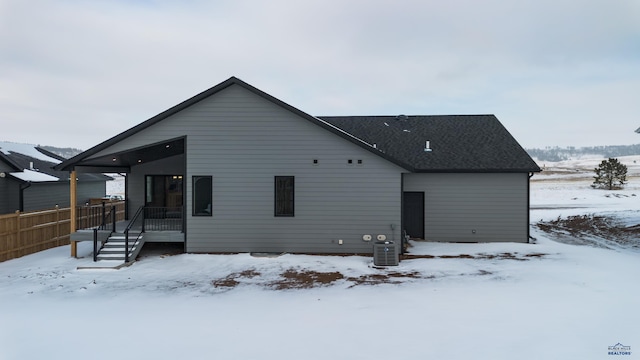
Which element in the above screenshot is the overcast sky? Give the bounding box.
[1,0,639,150]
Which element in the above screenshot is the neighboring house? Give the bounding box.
[0,142,110,214]
[55,77,540,255]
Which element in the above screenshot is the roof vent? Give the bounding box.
[424,141,432,152]
[396,114,408,121]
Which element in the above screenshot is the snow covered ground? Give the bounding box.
[1,156,639,360]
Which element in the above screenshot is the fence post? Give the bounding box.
[15,210,20,257]
[55,205,60,245]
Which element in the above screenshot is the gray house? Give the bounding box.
[56,77,540,256]
[0,142,110,214]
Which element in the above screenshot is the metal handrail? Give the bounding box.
[92,205,117,262]
[100,205,117,231]
[93,228,99,262]
[124,206,145,263]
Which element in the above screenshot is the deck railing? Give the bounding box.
[77,201,125,230]
[124,206,146,263]
[144,207,183,231]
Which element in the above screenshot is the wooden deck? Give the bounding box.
[70,218,184,257]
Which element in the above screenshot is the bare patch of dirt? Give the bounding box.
[400,254,436,259]
[346,271,424,287]
[212,269,434,290]
[212,269,261,288]
[269,270,344,290]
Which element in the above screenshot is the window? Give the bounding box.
[274,176,294,217]
[192,176,212,216]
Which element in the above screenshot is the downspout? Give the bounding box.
[528,172,534,243]
[70,170,77,232]
[70,169,78,258]
[182,137,187,253]
[400,173,405,255]
[19,181,32,212]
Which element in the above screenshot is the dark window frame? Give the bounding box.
[192,176,212,217]
[274,176,295,217]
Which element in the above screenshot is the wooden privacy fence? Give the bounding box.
[0,201,125,262]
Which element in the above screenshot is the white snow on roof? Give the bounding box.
[9,169,60,182]
[0,141,61,164]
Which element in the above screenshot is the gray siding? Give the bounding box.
[92,84,404,254]
[76,181,108,205]
[23,182,69,211]
[23,181,106,212]
[0,179,20,214]
[403,173,530,243]
[0,163,19,214]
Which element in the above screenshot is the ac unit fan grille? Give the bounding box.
[373,242,398,266]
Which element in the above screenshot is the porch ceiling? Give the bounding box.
[74,138,184,171]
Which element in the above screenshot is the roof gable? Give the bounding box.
[320,115,540,172]
[56,77,404,171]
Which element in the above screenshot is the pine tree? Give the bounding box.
[593,158,627,190]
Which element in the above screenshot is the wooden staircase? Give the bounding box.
[96,233,144,262]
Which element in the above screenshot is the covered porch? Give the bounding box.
[58,137,187,259]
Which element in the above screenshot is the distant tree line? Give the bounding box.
[526,144,640,162]
[40,145,83,159]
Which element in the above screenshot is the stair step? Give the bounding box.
[105,242,139,246]
[97,255,124,260]
[95,234,145,262]
[99,248,137,254]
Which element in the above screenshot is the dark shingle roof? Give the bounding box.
[319,115,540,172]
[2,148,111,182]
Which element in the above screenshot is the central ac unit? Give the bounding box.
[373,241,398,266]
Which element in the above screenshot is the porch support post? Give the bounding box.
[70,170,78,258]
